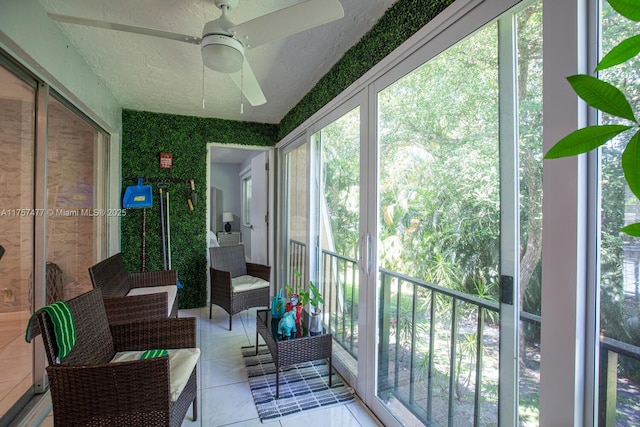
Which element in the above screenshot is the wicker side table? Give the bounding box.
[256,309,333,398]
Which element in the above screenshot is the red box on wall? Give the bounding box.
[160,152,173,169]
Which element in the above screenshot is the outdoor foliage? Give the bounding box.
[377,22,502,300]
[542,0,640,360]
[597,2,640,386]
[544,0,640,237]
[319,107,360,259]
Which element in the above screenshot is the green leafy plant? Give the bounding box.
[286,269,325,310]
[544,0,640,237]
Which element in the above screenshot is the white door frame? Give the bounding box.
[206,143,275,296]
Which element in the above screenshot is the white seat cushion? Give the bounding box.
[111,348,200,401]
[232,275,269,293]
[127,285,177,316]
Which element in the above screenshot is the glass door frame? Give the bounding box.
[363,1,529,425]
[0,56,42,426]
[277,1,529,422]
[277,133,311,296]
[497,11,520,427]
[275,90,370,396]
[0,51,113,425]
[307,89,369,396]
[276,0,599,425]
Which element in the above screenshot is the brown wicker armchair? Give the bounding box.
[27,288,198,426]
[209,245,270,330]
[88,252,178,325]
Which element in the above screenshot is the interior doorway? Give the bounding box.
[206,143,274,266]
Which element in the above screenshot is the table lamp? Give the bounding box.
[222,212,233,232]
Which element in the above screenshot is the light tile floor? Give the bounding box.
[39,306,382,427]
[0,311,32,420]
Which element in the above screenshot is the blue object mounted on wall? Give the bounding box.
[122,178,153,208]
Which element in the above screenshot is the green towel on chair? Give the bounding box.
[25,301,76,359]
[141,349,168,359]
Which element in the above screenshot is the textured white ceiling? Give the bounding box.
[36,0,398,124]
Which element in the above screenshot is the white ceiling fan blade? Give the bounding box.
[229,0,344,50]
[229,60,266,106]
[48,13,201,45]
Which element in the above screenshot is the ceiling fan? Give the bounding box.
[48,0,344,106]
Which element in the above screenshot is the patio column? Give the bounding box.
[540,0,590,426]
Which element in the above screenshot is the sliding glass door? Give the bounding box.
[0,56,110,423]
[371,3,543,425]
[46,96,108,302]
[375,2,542,426]
[515,3,543,424]
[0,62,36,421]
[279,1,544,425]
[284,140,310,289]
[313,99,364,389]
[597,1,640,423]
[282,95,368,395]
[375,21,502,426]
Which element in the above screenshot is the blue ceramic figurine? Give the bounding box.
[277,309,297,338]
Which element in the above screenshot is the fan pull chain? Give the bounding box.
[240,58,244,114]
[202,63,205,109]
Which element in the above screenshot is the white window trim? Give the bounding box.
[241,172,251,227]
[275,0,599,425]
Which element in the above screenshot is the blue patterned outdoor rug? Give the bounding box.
[241,345,355,421]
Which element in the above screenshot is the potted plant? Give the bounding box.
[286,270,325,334]
[307,281,325,335]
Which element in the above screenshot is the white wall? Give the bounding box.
[210,163,242,232]
[0,1,121,133]
[239,157,253,258]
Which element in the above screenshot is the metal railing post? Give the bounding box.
[427,289,436,426]
[409,283,417,405]
[378,270,391,390]
[599,345,617,427]
[474,307,485,426]
[448,297,458,427]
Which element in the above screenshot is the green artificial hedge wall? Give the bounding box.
[278,0,454,139]
[120,0,454,309]
[121,110,277,309]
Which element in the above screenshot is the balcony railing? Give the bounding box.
[599,336,640,427]
[289,240,640,425]
[378,268,501,426]
[321,249,359,358]
[288,239,307,289]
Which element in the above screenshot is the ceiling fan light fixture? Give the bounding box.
[47,0,346,108]
[201,34,244,73]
